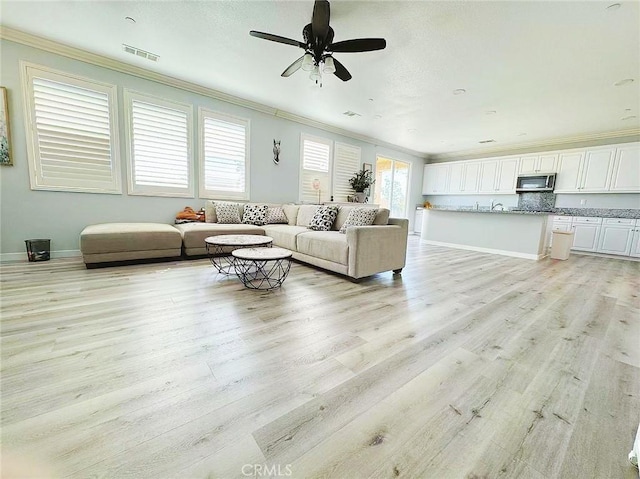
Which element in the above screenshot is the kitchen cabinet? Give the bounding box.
[447,162,465,194]
[462,162,480,192]
[496,158,519,192]
[478,160,499,193]
[518,154,558,174]
[610,143,640,192]
[571,217,602,252]
[597,219,635,255]
[555,147,616,193]
[631,224,640,258]
[423,164,450,194]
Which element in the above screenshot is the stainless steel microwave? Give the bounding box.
[516,173,556,193]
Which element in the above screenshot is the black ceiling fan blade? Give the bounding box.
[330,38,387,53]
[333,58,352,81]
[250,31,305,49]
[281,55,305,77]
[311,0,330,41]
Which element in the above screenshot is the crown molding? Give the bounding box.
[0,26,426,160]
[429,128,640,162]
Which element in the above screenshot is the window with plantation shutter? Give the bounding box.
[22,62,121,193]
[125,91,193,197]
[300,134,332,203]
[199,109,250,200]
[333,142,361,202]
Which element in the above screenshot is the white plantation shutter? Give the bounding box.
[300,134,332,203]
[333,142,361,202]
[126,92,193,196]
[23,63,121,193]
[199,109,249,200]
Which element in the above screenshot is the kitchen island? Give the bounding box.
[421,208,553,260]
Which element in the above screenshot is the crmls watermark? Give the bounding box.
[241,464,293,477]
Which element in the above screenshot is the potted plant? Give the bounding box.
[349,168,375,203]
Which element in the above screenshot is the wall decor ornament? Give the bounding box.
[0,87,12,166]
[273,139,281,165]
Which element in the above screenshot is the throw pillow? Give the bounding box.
[242,204,269,226]
[215,202,241,224]
[265,206,288,224]
[339,207,378,233]
[308,205,339,231]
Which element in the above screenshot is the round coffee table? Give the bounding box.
[205,235,273,274]
[232,247,293,290]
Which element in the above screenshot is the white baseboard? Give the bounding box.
[0,249,82,263]
[421,240,544,261]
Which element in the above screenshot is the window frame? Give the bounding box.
[21,61,122,194]
[124,89,194,198]
[333,141,362,202]
[198,107,251,200]
[299,133,333,204]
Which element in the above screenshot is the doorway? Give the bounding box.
[373,156,411,218]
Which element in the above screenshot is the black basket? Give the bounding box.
[25,239,51,262]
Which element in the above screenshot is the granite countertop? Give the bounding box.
[427,207,640,219]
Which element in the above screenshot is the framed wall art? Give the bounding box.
[1,87,12,166]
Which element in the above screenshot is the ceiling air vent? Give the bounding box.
[478,139,496,144]
[122,44,159,62]
[343,111,361,117]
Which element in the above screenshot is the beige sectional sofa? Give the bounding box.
[80,202,409,280]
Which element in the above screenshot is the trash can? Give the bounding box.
[25,239,51,262]
[550,231,574,260]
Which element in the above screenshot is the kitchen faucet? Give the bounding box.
[491,200,504,211]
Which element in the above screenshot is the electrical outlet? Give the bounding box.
[580,198,587,206]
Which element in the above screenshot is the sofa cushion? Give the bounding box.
[173,222,264,249]
[296,231,348,265]
[296,205,320,226]
[308,205,339,231]
[80,223,182,254]
[373,208,391,225]
[282,204,299,225]
[262,225,309,251]
[204,200,217,223]
[242,204,268,225]
[215,202,241,224]
[339,207,378,233]
[265,206,288,224]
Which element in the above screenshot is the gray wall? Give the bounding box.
[0,40,426,256]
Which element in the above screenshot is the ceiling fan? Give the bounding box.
[249,0,386,84]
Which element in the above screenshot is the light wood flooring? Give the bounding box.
[1,237,639,479]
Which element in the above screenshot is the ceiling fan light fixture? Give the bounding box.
[310,65,322,83]
[323,56,336,74]
[302,53,315,71]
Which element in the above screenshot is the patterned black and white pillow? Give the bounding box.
[265,206,288,224]
[339,208,378,233]
[308,205,339,231]
[242,204,269,226]
[215,202,241,224]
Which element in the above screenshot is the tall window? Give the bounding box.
[374,156,411,217]
[300,134,332,203]
[333,142,361,202]
[125,91,193,197]
[22,62,121,193]
[199,109,250,200]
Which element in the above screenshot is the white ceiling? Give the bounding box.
[2,0,639,157]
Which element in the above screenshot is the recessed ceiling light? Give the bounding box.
[614,78,634,86]
[373,114,382,119]
[517,132,527,136]
[407,128,418,133]
[368,98,374,102]
[125,16,136,23]
[485,110,497,115]
[621,115,637,121]
[478,139,496,144]
[453,89,466,95]
[606,3,621,10]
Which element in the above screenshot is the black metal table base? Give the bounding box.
[233,257,292,290]
[206,242,272,275]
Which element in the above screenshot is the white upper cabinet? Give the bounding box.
[496,158,519,193]
[423,164,450,194]
[462,162,481,192]
[448,162,465,194]
[555,151,584,192]
[609,144,640,192]
[478,160,499,193]
[581,148,615,192]
[518,154,558,174]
